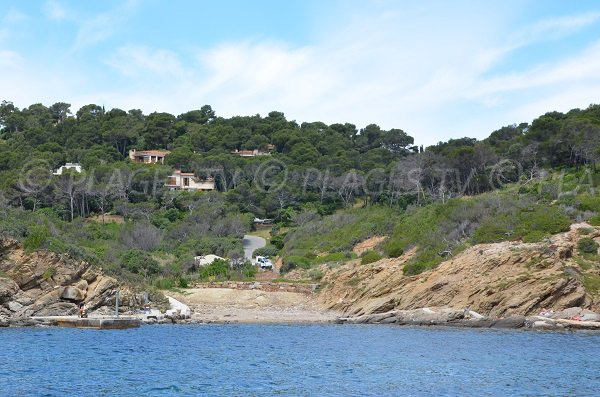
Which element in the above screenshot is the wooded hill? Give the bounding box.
[1,100,599,285]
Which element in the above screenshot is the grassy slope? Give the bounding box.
[280,169,600,277]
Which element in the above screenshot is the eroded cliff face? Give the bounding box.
[318,224,600,318]
[0,237,143,326]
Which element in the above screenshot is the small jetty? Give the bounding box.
[30,316,141,330]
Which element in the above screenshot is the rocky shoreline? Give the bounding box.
[336,307,600,331]
[4,306,600,331]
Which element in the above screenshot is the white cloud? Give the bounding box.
[73,0,139,50]
[43,0,67,21]
[0,50,23,67]
[3,3,600,146]
[105,45,184,77]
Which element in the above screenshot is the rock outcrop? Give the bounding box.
[319,224,600,319]
[0,236,146,325]
[336,306,600,330]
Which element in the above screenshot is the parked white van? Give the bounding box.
[254,256,273,269]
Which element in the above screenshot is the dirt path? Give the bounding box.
[168,287,338,324]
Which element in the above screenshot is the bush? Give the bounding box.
[270,233,286,250]
[578,237,599,254]
[23,224,50,252]
[473,206,570,244]
[120,250,161,276]
[253,245,279,258]
[386,241,404,258]
[588,214,600,226]
[360,250,382,265]
[153,277,175,290]
[309,269,324,281]
[576,194,600,212]
[42,267,57,281]
[280,256,312,273]
[199,258,230,280]
[177,277,189,288]
[314,252,349,265]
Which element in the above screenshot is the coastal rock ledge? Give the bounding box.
[0,237,144,327]
[336,307,600,331]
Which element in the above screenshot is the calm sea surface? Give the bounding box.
[0,324,599,397]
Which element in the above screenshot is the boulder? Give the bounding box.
[81,268,99,283]
[74,280,89,291]
[0,307,11,327]
[33,302,78,316]
[60,286,85,301]
[580,310,600,322]
[552,307,582,320]
[7,301,23,312]
[0,278,20,304]
[490,316,526,329]
[530,320,562,330]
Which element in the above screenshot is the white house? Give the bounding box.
[53,163,83,175]
[165,170,215,191]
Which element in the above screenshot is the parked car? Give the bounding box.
[254,256,273,269]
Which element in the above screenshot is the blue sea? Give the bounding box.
[1,324,599,396]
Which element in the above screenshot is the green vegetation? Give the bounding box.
[577,237,599,254]
[279,206,398,271]
[377,190,577,275]
[583,274,600,294]
[360,250,383,265]
[252,245,279,258]
[1,100,600,285]
[280,256,312,273]
[42,267,56,281]
[198,259,256,281]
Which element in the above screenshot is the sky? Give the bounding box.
[1,0,600,145]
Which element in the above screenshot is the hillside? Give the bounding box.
[1,101,600,321]
[317,224,599,317]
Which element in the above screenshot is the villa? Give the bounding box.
[129,149,170,164]
[53,163,83,175]
[165,170,216,191]
[230,144,275,157]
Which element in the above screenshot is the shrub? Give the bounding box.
[177,277,189,288]
[578,237,599,254]
[472,219,512,243]
[280,256,312,273]
[516,206,570,241]
[23,224,50,252]
[583,274,600,293]
[588,214,600,226]
[577,227,594,235]
[253,245,279,258]
[120,250,161,276]
[309,269,324,281]
[576,194,600,212]
[473,206,570,244]
[386,241,404,258]
[360,250,382,265]
[314,252,348,265]
[270,233,286,249]
[238,263,257,279]
[153,277,175,290]
[199,259,230,280]
[42,267,57,281]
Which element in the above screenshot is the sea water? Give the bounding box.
[1,324,599,396]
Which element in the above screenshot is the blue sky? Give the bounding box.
[1,0,600,145]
